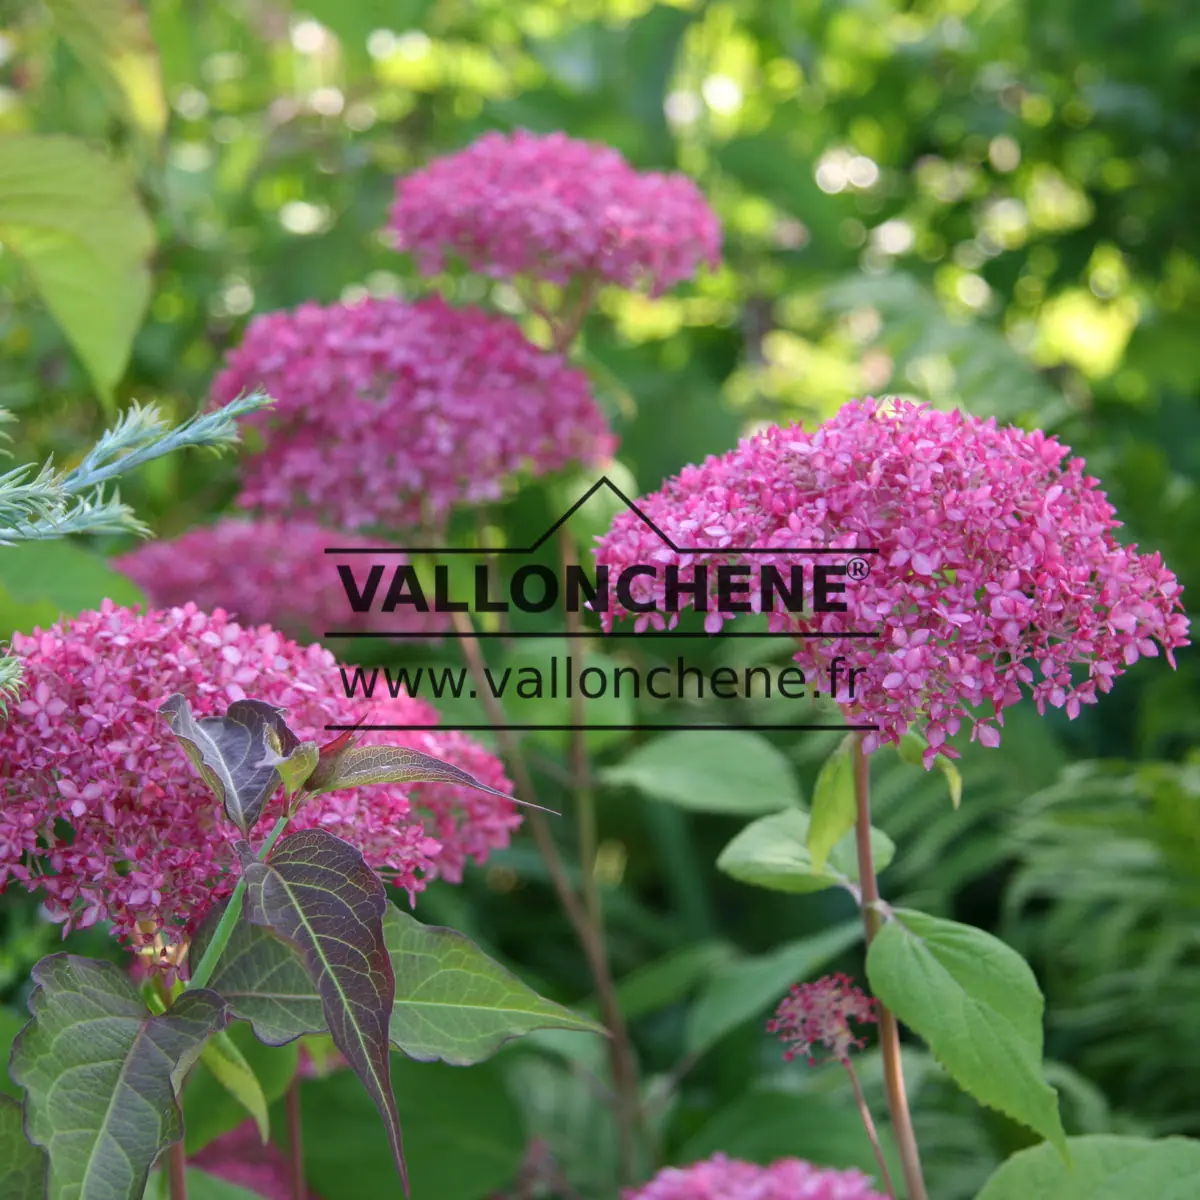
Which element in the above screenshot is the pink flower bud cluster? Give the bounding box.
[114,517,447,643]
[593,397,1190,764]
[211,294,616,532]
[387,130,721,294]
[0,602,520,949]
[767,974,879,1065]
[622,1154,888,1200]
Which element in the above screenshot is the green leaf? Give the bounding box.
[189,904,326,1047]
[716,808,894,894]
[0,1005,30,1097]
[895,732,962,809]
[296,1055,523,1200]
[685,921,862,1056]
[143,1168,270,1200]
[241,829,407,1193]
[615,941,737,1021]
[807,736,857,872]
[43,0,167,136]
[0,1093,46,1200]
[182,1022,299,1156]
[600,730,801,815]
[306,743,517,806]
[158,694,298,835]
[0,541,144,637]
[383,906,605,1065]
[9,955,227,1200]
[276,742,320,799]
[0,135,154,401]
[976,1135,1200,1200]
[196,1030,270,1145]
[866,908,1066,1154]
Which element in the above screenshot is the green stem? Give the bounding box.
[186,815,289,991]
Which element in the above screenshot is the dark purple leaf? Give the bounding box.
[240,830,407,1195]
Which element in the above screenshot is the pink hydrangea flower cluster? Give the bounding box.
[0,601,520,949]
[387,130,721,294]
[211,294,616,532]
[191,1120,320,1199]
[114,517,447,643]
[593,397,1190,764]
[622,1154,888,1200]
[767,974,879,1065]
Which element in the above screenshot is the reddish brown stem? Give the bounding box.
[167,1142,188,1200]
[286,1075,305,1200]
[851,734,928,1200]
[843,1058,897,1199]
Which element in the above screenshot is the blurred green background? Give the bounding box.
[1,1,1198,1197]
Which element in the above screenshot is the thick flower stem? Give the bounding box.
[448,608,641,1184]
[286,1075,306,1200]
[850,734,927,1200]
[186,815,289,990]
[168,1141,188,1200]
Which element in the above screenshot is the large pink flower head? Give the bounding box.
[211,293,616,532]
[594,397,1190,764]
[114,517,447,642]
[622,1154,888,1200]
[0,601,519,950]
[387,129,721,294]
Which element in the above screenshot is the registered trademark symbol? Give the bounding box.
[847,557,870,581]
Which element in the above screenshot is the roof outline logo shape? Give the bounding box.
[322,475,881,557]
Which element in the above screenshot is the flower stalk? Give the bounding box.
[851,733,927,1200]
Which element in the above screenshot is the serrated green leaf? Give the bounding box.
[383,906,605,1064]
[0,135,154,401]
[9,955,227,1200]
[866,908,1066,1154]
[158,694,296,835]
[189,903,326,1047]
[716,808,894,894]
[976,1135,1200,1200]
[685,922,863,1056]
[600,729,802,814]
[277,742,320,799]
[43,0,167,136]
[0,1093,46,1199]
[807,736,856,872]
[197,1030,270,1144]
[241,829,407,1193]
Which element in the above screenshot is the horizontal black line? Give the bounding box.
[324,547,882,556]
[322,630,883,640]
[325,724,880,732]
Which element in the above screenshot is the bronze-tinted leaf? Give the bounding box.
[158,694,313,833]
[306,744,553,813]
[241,830,407,1194]
[9,955,227,1200]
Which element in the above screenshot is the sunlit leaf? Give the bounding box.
[976,1134,1200,1199]
[0,135,154,402]
[716,808,894,894]
[197,1030,270,1144]
[806,736,856,872]
[866,908,1067,1154]
[43,0,167,136]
